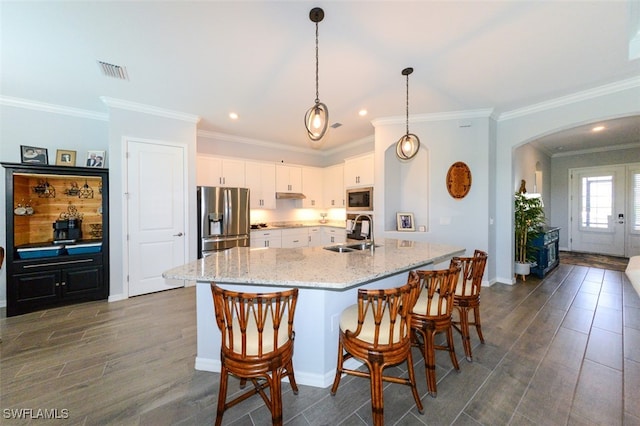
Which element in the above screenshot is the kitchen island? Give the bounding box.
[163,238,465,388]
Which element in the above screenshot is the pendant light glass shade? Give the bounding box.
[305,7,329,142]
[305,101,328,141]
[396,133,420,159]
[396,67,420,160]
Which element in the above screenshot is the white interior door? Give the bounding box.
[127,139,187,296]
[570,165,626,256]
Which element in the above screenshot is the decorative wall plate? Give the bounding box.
[446,161,472,199]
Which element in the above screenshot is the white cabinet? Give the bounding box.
[302,166,324,208]
[323,164,344,208]
[197,156,245,187]
[344,153,374,187]
[276,165,302,193]
[322,227,346,245]
[308,227,323,247]
[281,228,309,248]
[245,161,276,209]
[250,229,282,248]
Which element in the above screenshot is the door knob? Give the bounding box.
[173,232,184,237]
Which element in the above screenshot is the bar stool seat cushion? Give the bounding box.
[412,292,445,316]
[230,311,290,355]
[339,304,402,344]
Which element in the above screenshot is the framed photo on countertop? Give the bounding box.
[20,145,48,165]
[86,150,105,168]
[56,149,77,166]
[397,212,415,231]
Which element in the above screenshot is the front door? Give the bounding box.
[570,165,629,256]
[127,139,187,297]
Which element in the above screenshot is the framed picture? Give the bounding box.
[55,149,77,166]
[396,212,415,231]
[86,150,106,168]
[20,145,48,165]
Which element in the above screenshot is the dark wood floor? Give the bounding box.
[1,262,639,425]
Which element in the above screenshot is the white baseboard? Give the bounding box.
[108,293,127,303]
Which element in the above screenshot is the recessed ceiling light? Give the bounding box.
[358,109,367,117]
[591,125,605,132]
[229,112,238,120]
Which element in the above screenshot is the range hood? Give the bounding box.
[275,192,306,200]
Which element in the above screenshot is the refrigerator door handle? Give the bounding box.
[224,188,231,236]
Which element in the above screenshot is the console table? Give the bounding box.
[530,226,560,278]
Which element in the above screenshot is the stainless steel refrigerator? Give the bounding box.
[197,186,250,257]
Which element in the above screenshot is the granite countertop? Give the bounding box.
[163,238,465,290]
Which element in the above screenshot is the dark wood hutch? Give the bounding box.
[2,162,109,316]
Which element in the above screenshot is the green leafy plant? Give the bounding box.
[514,192,545,264]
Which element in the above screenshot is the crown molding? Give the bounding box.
[0,95,108,121]
[498,76,640,121]
[198,130,373,157]
[100,96,200,123]
[371,108,495,127]
[551,141,640,158]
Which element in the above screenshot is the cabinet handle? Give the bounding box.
[24,259,93,268]
[173,232,184,237]
[56,282,60,287]
[61,281,66,286]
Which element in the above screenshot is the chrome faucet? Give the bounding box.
[353,213,375,253]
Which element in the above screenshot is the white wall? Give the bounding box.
[105,104,198,301]
[373,112,492,283]
[513,143,552,213]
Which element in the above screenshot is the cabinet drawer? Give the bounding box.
[250,229,282,238]
[12,254,103,274]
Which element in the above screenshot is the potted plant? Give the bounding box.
[514,191,545,277]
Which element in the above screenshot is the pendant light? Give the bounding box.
[396,67,420,160]
[304,7,329,142]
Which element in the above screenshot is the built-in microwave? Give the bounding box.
[346,187,373,211]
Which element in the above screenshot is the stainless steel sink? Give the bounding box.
[345,242,379,251]
[323,245,356,253]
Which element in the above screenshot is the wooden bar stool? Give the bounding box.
[330,271,423,426]
[411,262,462,397]
[451,250,488,361]
[210,285,299,426]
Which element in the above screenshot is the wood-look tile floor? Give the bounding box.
[1,262,639,425]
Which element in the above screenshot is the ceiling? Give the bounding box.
[2,1,639,154]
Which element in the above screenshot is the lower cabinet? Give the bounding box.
[250,230,282,248]
[322,227,346,245]
[281,228,309,248]
[8,254,105,316]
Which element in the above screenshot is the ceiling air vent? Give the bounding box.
[97,60,129,80]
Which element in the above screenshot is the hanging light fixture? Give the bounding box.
[304,7,329,142]
[396,67,420,160]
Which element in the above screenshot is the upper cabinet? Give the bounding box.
[302,166,323,208]
[344,153,374,187]
[323,163,344,208]
[245,161,276,209]
[276,164,302,193]
[197,156,245,187]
